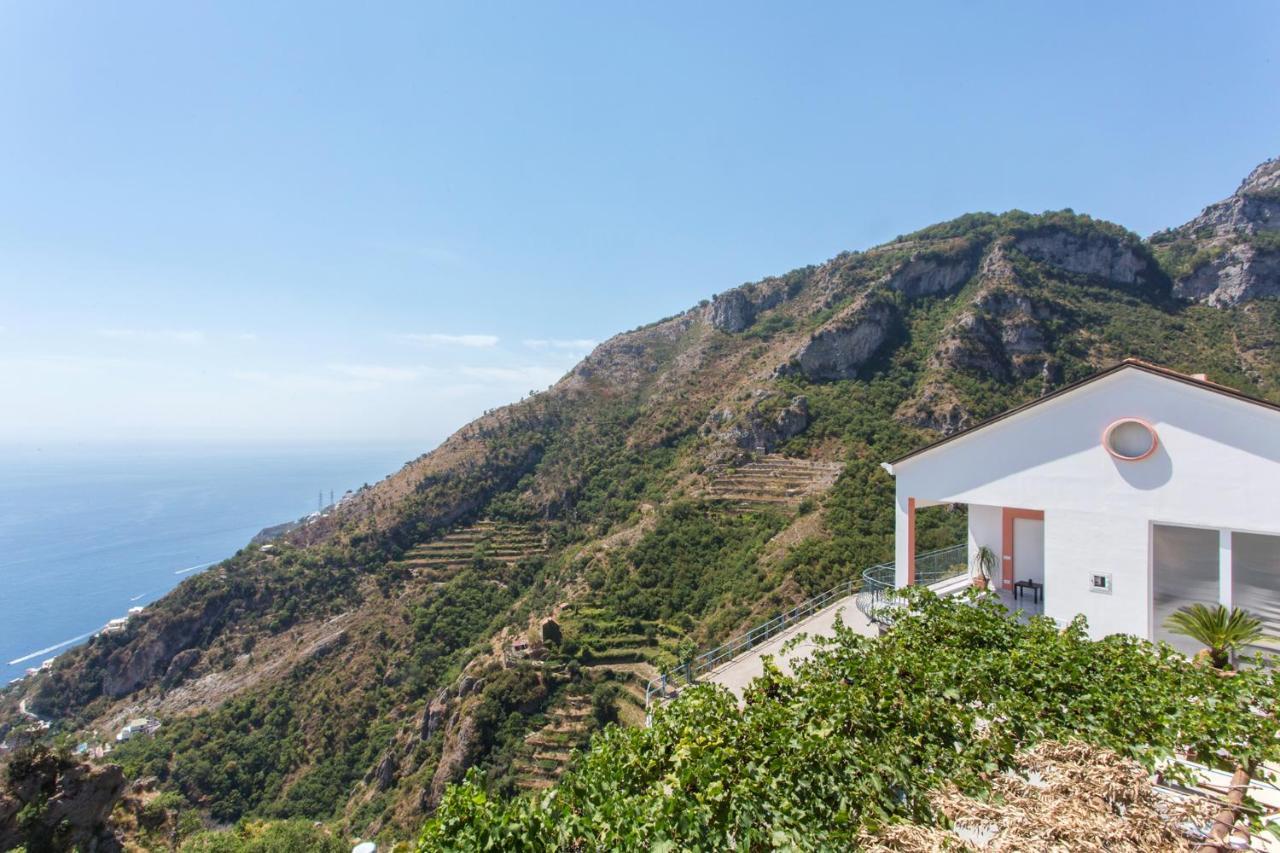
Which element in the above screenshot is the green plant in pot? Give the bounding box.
[1165,603,1264,670]
[971,545,997,591]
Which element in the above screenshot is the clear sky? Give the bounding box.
[2,2,1277,446]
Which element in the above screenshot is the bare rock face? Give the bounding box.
[1174,242,1280,306]
[900,384,972,435]
[1159,159,1280,306]
[368,750,398,792]
[161,648,200,687]
[884,252,979,298]
[426,703,479,809]
[0,747,126,852]
[706,392,810,452]
[566,313,695,387]
[778,297,898,381]
[706,289,757,332]
[931,287,1057,381]
[705,278,797,333]
[1014,227,1148,284]
[1179,157,1280,238]
[94,595,233,700]
[934,313,1010,380]
[421,688,450,740]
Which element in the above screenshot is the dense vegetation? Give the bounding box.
[419,591,1280,850]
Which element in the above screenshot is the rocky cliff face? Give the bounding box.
[778,295,899,381]
[883,250,979,299]
[1014,227,1149,285]
[1175,242,1280,306]
[0,747,127,852]
[705,391,810,454]
[1157,157,1280,306]
[1179,157,1280,237]
[705,275,805,332]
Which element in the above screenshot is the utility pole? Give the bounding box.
[318,491,323,512]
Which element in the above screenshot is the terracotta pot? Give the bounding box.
[972,576,989,591]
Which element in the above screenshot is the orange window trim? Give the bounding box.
[1001,507,1044,590]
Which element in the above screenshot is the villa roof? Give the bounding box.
[886,359,1280,469]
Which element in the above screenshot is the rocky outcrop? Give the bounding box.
[900,384,972,435]
[368,750,398,792]
[884,251,979,299]
[1173,242,1280,306]
[706,392,810,453]
[160,648,200,687]
[777,297,898,381]
[100,599,226,698]
[705,277,799,333]
[0,747,126,852]
[1157,159,1280,306]
[426,701,480,809]
[1014,227,1148,284]
[1178,157,1280,238]
[422,689,449,740]
[930,287,1058,381]
[933,313,1011,380]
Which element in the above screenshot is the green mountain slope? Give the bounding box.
[4,157,1280,846]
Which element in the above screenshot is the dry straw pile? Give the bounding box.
[863,741,1219,852]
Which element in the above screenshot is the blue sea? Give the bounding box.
[0,443,424,685]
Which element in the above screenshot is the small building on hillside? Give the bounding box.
[881,360,1280,653]
[115,717,161,742]
[101,617,129,635]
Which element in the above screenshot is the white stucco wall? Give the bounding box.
[888,367,1280,639]
[967,503,1003,578]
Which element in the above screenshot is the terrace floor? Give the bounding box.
[994,586,1045,621]
[703,594,878,701]
[691,580,1044,705]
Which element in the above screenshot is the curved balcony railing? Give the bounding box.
[855,543,968,625]
[643,543,967,709]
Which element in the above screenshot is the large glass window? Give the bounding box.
[1232,532,1280,653]
[1152,524,1220,656]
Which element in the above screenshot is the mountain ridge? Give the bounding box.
[5,157,1280,846]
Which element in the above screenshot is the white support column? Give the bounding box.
[894,493,913,588]
[1219,529,1233,609]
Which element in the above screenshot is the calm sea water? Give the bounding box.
[0,443,423,685]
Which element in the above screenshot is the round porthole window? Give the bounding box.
[1103,418,1158,461]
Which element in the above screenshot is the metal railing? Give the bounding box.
[855,543,968,625]
[643,543,967,709]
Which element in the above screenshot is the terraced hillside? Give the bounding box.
[511,694,594,791]
[392,520,547,581]
[699,455,843,511]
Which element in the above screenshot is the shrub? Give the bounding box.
[418,591,1280,850]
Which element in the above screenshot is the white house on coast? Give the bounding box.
[881,360,1280,653]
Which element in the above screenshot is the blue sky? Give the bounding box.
[1,2,1277,446]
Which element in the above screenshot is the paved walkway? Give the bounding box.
[703,593,878,700]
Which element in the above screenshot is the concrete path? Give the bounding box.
[703,593,878,700]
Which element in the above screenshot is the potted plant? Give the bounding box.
[1165,603,1263,670]
[971,545,997,591]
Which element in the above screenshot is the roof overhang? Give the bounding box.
[882,359,1280,471]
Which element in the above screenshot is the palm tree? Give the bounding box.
[1165,603,1264,669]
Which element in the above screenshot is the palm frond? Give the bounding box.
[1164,603,1264,668]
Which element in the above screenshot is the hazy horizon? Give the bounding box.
[3,1,1279,444]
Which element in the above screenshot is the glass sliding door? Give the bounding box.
[1232,532,1280,653]
[1152,524,1220,656]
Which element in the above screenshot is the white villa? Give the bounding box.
[881,359,1280,653]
